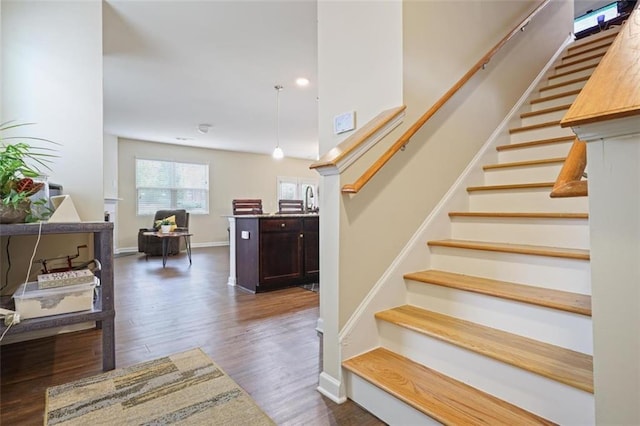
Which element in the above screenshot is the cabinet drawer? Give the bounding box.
[261,218,302,232]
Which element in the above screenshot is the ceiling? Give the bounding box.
[102,1,611,162]
[103,1,318,160]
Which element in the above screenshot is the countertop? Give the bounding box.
[228,212,319,218]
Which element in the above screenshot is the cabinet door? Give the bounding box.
[303,218,319,281]
[259,219,303,288]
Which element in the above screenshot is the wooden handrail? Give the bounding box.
[342,0,553,194]
[550,138,588,198]
[310,106,406,172]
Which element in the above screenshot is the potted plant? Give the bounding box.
[0,121,58,223]
[159,218,174,233]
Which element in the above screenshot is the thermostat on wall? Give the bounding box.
[334,111,356,135]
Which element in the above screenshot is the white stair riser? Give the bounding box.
[497,141,572,163]
[483,162,564,185]
[429,249,591,294]
[560,46,608,64]
[344,372,438,425]
[538,79,587,97]
[547,66,596,85]
[554,56,602,74]
[405,281,593,353]
[467,188,589,212]
[521,108,570,127]
[450,217,590,249]
[530,92,579,111]
[509,126,573,144]
[378,323,595,425]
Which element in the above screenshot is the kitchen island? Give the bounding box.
[227,213,319,293]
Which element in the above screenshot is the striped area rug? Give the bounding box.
[45,348,275,425]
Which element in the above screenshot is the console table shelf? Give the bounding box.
[0,221,115,371]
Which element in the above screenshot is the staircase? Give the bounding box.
[342,28,621,425]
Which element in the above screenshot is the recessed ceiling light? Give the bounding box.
[295,77,309,87]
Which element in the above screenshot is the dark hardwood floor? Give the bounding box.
[0,247,385,425]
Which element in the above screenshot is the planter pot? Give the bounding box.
[160,225,172,233]
[0,200,31,224]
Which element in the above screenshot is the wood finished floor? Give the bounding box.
[0,247,385,425]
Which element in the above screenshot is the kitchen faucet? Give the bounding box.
[304,186,314,213]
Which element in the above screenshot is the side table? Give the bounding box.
[142,231,193,267]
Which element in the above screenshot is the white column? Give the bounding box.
[571,116,640,425]
[315,172,346,403]
[227,216,237,286]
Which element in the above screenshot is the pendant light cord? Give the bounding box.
[275,85,283,149]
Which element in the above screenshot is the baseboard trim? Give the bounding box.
[317,372,346,404]
[116,241,229,254]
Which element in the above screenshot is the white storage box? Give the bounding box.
[12,278,98,319]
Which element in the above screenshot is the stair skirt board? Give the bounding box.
[345,372,438,426]
[449,217,589,249]
[405,281,592,353]
[429,249,591,295]
[376,323,595,425]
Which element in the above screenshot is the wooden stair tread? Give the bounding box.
[555,52,603,70]
[562,41,612,60]
[567,31,618,52]
[375,306,594,392]
[548,64,597,81]
[448,211,588,219]
[509,120,561,134]
[427,239,590,260]
[530,89,581,104]
[467,181,554,191]
[343,347,557,425]
[539,75,589,92]
[404,269,591,316]
[496,135,574,151]
[483,157,566,170]
[520,104,571,119]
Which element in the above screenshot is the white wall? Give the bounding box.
[316,0,404,400]
[2,0,104,221]
[103,133,119,199]
[1,1,103,297]
[117,137,318,251]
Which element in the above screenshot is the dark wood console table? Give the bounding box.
[0,221,115,371]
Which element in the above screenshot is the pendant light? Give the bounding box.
[272,84,284,159]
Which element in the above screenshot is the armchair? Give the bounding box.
[138,209,190,257]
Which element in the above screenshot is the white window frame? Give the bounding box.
[277,176,318,209]
[135,158,210,216]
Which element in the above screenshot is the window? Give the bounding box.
[136,158,209,215]
[277,176,318,210]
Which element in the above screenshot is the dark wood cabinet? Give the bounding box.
[235,215,319,292]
